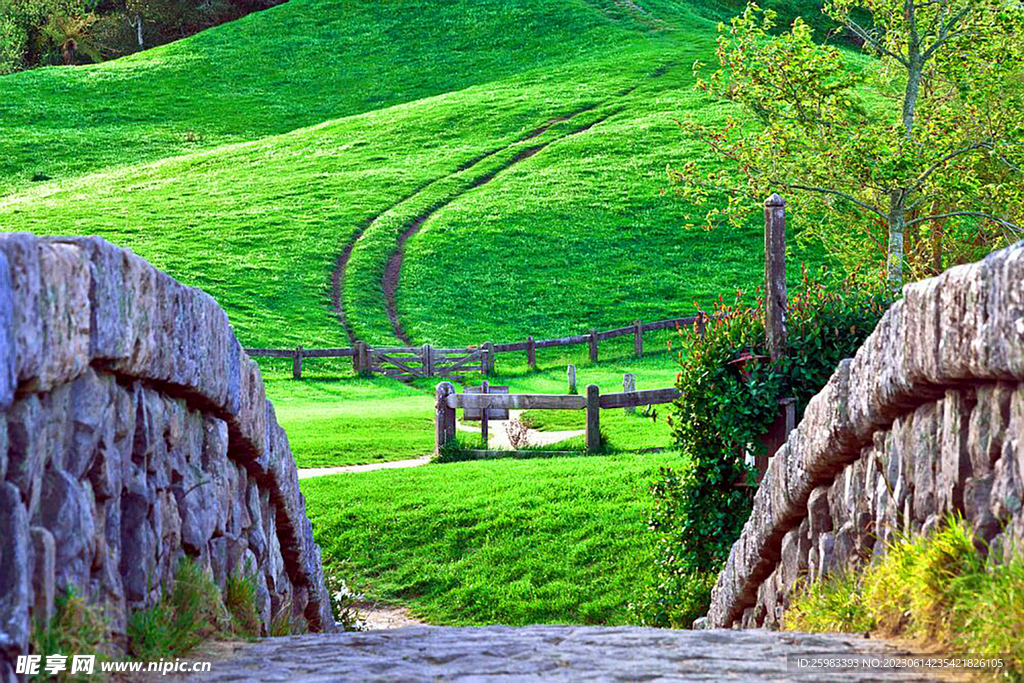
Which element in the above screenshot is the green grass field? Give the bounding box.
[2,0,833,626]
[302,450,683,625]
[268,336,680,467]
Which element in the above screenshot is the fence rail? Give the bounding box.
[436,381,681,454]
[245,314,705,379]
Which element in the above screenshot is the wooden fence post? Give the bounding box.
[483,341,494,376]
[764,193,787,360]
[352,341,361,373]
[480,380,489,446]
[435,382,457,454]
[526,336,536,371]
[293,345,303,380]
[423,344,433,377]
[623,373,636,414]
[589,329,598,363]
[633,321,643,358]
[567,364,577,394]
[585,384,601,452]
[760,194,792,481]
[357,341,370,376]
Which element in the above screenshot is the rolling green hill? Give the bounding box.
[0,0,822,353]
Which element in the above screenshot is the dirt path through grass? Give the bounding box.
[456,409,584,449]
[333,67,678,347]
[295,409,584,478]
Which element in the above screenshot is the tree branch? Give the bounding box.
[922,7,970,60]
[906,211,1022,233]
[909,142,991,192]
[785,183,889,218]
[843,18,908,66]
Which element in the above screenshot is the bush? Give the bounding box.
[634,268,886,628]
[0,16,26,73]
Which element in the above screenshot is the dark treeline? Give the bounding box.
[0,0,284,73]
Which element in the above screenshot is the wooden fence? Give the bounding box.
[246,315,704,379]
[435,381,680,454]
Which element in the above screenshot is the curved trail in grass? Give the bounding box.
[331,102,612,345]
[333,69,684,347]
[381,110,621,344]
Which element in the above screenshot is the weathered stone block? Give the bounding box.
[29,526,55,626]
[937,389,973,515]
[909,401,939,523]
[806,486,831,540]
[6,394,46,515]
[976,243,1024,378]
[120,491,156,605]
[0,482,30,660]
[38,243,90,390]
[795,360,858,475]
[0,234,43,387]
[0,251,16,411]
[964,475,1000,543]
[67,368,114,480]
[37,467,95,592]
[990,452,1022,524]
[0,418,7,482]
[968,383,1013,476]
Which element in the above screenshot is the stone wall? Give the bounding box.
[0,235,334,679]
[707,242,1024,629]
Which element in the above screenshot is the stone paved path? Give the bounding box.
[178,626,959,682]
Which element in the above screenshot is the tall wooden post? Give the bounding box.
[527,336,536,371]
[623,373,636,414]
[423,344,433,377]
[352,341,361,373]
[633,321,643,358]
[567,364,577,394]
[293,345,303,380]
[764,193,787,361]
[480,380,489,447]
[761,194,791,481]
[589,329,599,363]
[357,341,370,376]
[435,382,457,454]
[585,384,601,453]
[483,341,494,376]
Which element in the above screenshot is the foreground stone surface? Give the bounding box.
[178,626,957,682]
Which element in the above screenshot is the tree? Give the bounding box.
[673,1,1024,290]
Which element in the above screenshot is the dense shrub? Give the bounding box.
[633,268,886,628]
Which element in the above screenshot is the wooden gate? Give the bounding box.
[367,346,429,380]
[430,346,490,380]
[361,344,493,380]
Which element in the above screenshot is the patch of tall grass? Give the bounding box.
[785,516,1024,679]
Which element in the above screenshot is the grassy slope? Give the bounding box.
[0,0,785,470]
[303,450,681,625]
[0,0,649,195]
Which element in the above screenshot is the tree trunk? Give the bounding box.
[887,190,906,292]
[902,57,923,139]
[930,200,945,275]
[134,16,144,48]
